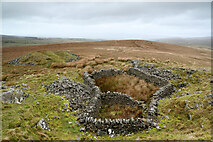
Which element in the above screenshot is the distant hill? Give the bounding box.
[1,35,101,47]
[2,39,211,69]
[154,37,211,50]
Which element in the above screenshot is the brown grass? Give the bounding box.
[2,40,210,69]
[95,74,159,102]
[50,62,67,68]
[98,104,145,119]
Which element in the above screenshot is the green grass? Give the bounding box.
[12,50,79,67]
[2,94,82,140]
[2,66,85,140]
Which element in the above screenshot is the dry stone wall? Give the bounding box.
[79,116,149,136]
[91,68,124,80]
[127,67,174,122]
[44,66,174,136]
[101,91,139,107]
[79,69,152,135]
[80,67,174,135]
[128,67,169,87]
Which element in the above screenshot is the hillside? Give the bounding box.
[154,37,211,50]
[2,35,99,48]
[1,40,211,140]
[2,40,211,69]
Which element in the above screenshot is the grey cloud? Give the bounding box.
[3,3,210,22]
[2,2,211,39]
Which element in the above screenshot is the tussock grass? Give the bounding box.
[98,104,144,119]
[95,74,159,102]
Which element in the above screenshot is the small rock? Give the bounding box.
[188,113,192,120]
[109,134,115,138]
[37,118,50,130]
[97,130,105,136]
[108,129,113,135]
[21,83,28,87]
[185,104,191,109]
[185,100,190,103]
[194,103,200,109]
[152,122,157,127]
[80,127,85,132]
[1,86,7,89]
[165,115,169,119]
[178,83,187,88]
[208,101,213,106]
[54,116,59,119]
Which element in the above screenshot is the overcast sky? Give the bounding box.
[2,2,211,40]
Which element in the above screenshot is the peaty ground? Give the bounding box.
[2,40,211,69]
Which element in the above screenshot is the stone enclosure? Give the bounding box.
[78,66,174,136]
[44,61,174,136]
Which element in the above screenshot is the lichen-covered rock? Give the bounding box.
[1,88,29,104]
[37,118,50,131]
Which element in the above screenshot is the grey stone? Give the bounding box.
[37,118,50,131]
[188,113,192,120]
[185,104,191,109]
[80,127,86,132]
[97,130,106,136]
[21,83,28,87]
[1,86,7,89]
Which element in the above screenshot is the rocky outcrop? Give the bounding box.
[65,53,80,62]
[1,88,29,104]
[8,57,22,65]
[8,52,80,66]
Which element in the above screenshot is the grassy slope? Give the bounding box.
[2,67,84,140]
[1,54,212,140]
[8,50,79,67]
